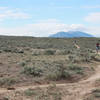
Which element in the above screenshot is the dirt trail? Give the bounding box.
[0,64,100,100]
[64,64,100,100]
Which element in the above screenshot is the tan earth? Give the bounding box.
[0,63,100,100]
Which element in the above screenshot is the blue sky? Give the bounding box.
[0,0,100,37]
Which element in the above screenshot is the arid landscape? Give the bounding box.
[0,36,100,100]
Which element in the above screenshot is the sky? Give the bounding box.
[0,0,100,37]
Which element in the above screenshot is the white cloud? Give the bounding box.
[85,26,100,37]
[85,12,100,23]
[49,2,72,9]
[5,10,30,19]
[0,7,30,21]
[53,6,72,9]
[83,5,100,9]
[0,19,99,37]
[0,7,8,10]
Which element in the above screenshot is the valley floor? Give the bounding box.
[0,37,100,100]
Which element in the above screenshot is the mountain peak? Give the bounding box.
[49,31,93,38]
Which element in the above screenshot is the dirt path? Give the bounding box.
[0,65,100,100]
[62,64,100,100]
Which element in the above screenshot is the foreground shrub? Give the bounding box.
[46,71,62,81]
[68,48,97,63]
[55,49,73,55]
[22,62,85,81]
[44,49,56,55]
[85,88,100,100]
[0,78,16,86]
[1,47,24,53]
[93,89,100,98]
[24,88,39,96]
[24,84,62,100]
[22,66,44,77]
[67,64,84,75]
[19,61,26,67]
[45,63,85,81]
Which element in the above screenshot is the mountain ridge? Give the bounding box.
[49,31,94,38]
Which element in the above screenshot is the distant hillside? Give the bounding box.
[49,31,94,38]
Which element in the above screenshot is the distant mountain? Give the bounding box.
[49,31,94,38]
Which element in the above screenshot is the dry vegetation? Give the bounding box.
[0,36,100,100]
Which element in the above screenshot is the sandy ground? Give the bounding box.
[0,63,100,100]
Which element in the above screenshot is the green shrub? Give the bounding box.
[45,63,84,80]
[24,88,40,96]
[62,70,72,78]
[17,50,24,53]
[3,48,12,52]
[0,78,16,86]
[45,63,63,81]
[44,50,56,55]
[1,47,24,53]
[68,64,83,70]
[19,61,26,67]
[0,50,2,53]
[46,72,62,81]
[22,66,43,77]
[85,88,100,100]
[32,50,42,56]
[22,62,85,81]
[93,89,100,98]
[24,84,62,100]
[68,48,97,63]
[2,97,9,100]
[55,49,72,55]
[68,54,80,63]
[67,64,84,75]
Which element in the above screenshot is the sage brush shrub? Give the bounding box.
[85,88,100,100]
[68,48,97,63]
[24,88,39,96]
[22,66,44,77]
[22,62,85,81]
[92,89,100,98]
[45,63,85,81]
[0,78,16,86]
[67,64,84,75]
[19,61,26,67]
[24,84,62,100]
[44,49,56,55]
